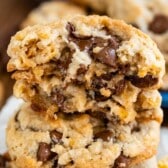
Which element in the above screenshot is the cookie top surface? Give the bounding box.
[21,1,86,28]
[7,103,160,168]
[7,15,165,79]
[7,15,164,119]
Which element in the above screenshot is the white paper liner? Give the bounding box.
[0,96,167,159]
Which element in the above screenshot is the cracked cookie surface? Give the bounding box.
[6,103,161,168]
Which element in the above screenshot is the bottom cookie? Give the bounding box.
[6,103,160,168]
[0,154,157,168]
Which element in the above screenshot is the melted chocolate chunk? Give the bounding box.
[113,154,130,168]
[57,47,72,75]
[128,75,158,88]
[92,46,116,67]
[31,103,46,112]
[77,64,87,75]
[67,23,93,51]
[131,23,139,29]
[51,89,65,109]
[66,22,76,35]
[131,126,141,133]
[37,142,55,162]
[149,14,168,34]
[92,76,107,90]
[94,130,113,141]
[52,157,65,168]
[50,130,63,144]
[115,80,126,95]
[74,64,87,85]
[92,37,119,67]
[66,23,121,67]
[87,110,106,120]
[70,36,93,51]
[87,110,109,125]
[100,72,117,81]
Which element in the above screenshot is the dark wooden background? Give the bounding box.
[0,0,45,72]
[0,0,49,108]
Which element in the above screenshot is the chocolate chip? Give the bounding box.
[131,126,140,133]
[113,154,130,168]
[87,110,109,124]
[119,64,130,74]
[131,23,139,29]
[128,75,158,88]
[92,37,119,67]
[77,64,87,75]
[94,91,109,101]
[66,22,75,35]
[31,103,46,112]
[148,14,168,34]
[70,36,93,51]
[67,23,121,66]
[115,80,126,95]
[94,130,113,141]
[37,142,54,162]
[74,64,87,85]
[52,158,65,168]
[0,155,6,168]
[92,37,108,48]
[57,47,72,73]
[67,23,93,51]
[100,72,116,81]
[87,110,106,119]
[92,76,107,90]
[92,46,116,67]
[50,130,63,144]
[51,89,65,109]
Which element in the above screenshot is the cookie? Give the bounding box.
[6,157,157,168]
[21,1,86,28]
[7,15,165,120]
[131,156,157,168]
[6,103,161,168]
[71,0,106,13]
[158,156,168,168]
[71,0,168,89]
[106,0,168,89]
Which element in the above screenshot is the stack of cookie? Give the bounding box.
[5,3,165,168]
